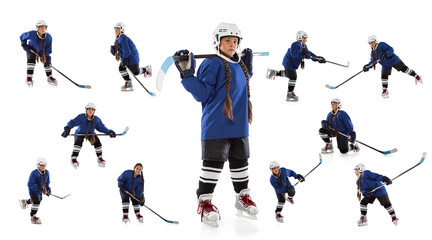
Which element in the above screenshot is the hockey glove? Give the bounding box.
[349,131,356,143]
[46,187,51,196]
[297,174,305,182]
[317,56,326,63]
[382,176,392,185]
[110,45,116,56]
[22,43,31,52]
[61,127,71,138]
[121,58,129,68]
[174,49,196,79]
[380,52,387,62]
[321,120,331,130]
[363,64,370,72]
[108,130,116,138]
[363,190,373,198]
[241,48,253,75]
[140,196,145,206]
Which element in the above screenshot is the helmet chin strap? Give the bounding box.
[215,46,241,64]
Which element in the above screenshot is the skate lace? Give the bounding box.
[239,194,256,208]
[98,158,105,163]
[197,200,220,221]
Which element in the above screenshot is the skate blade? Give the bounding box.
[203,219,219,228]
[276,219,284,223]
[236,210,257,220]
[72,163,79,169]
[286,98,299,102]
[321,150,334,154]
[98,163,106,168]
[121,88,134,92]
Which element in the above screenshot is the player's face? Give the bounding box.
[115,28,121,36]
[355,169,359,177]
[86,108,95,117]
[39,165,46,172]
[219,36,239,57]
[369,42,376,49]
[331,102,338,111]
[271,167,280,175]
[38,26,47,35]
[134,165,143,176]
[302,37,307,45]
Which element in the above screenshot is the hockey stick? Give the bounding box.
[156,51,269,91]
[70,126,129,137]
[30,50,91,89]
[294,153,323,186]
[50,193,71,199]
[125,191,179,224]
[311,57,350,68]
[125,66,156,97]
[325,61,379,89]
[371,152,426,192]
[331,129,397,155]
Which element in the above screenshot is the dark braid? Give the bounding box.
[219,57,234,120]
[115,35,121,62]
[132,163,144,198]
[85,115,96,145]
[238,61,253,124]
[36,33,46,64]
[371,49,377,70]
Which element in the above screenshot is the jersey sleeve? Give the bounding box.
[117,171,126,187]
[181,59,219,103]
[27,171,38,192]
[120,36,132,60]
[46,170,50,188]
[381,42,394,58]
[340,111,354,134]
[66,114,82,129]
[45,34,52,56]
[94,117,110,134]
[20,31,30,45]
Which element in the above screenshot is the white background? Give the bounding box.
[1,0,430,239]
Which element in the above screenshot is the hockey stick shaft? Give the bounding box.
[311,57,349,68]
[70,127,129,137]
[172,52,269,62]
[50,193,71,199]
[125,191,179,224]
[29,50,91,89]
[124,66,156,97]
[294,153,322,186]
[332,129,397,155]
[371,152,426,192]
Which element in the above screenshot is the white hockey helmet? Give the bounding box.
[296,30,308,42]
[36,20,48,28]
[269,161,280,170]
[354,163,365,172]
[368,35,378,43]
[331,98,342,109]
[213,22,242,47]
[114,22,126,32]
[36,157,47,166]
[85,103,96,111]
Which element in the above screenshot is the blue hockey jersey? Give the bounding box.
[20,30,52,56]
[118,170,144,199]
[282,41,317,71]
[326,110,354,138]
[65,113,110,134]
[113,34,140,66]
[368,42,402,69]
[270,167,300,194]
[27,169,50,198]
[357,170,387,197]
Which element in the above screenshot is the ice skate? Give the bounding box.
[122,214,130,224]
[19,199,28,209]
[381,88,389,99]
[121,81,134,91]
[286,197,295,205]
[357,216,367,226]
[415,74,422,85]
[31,216,42,224]
[144,65,152,78]
[97,157,106,168]
[275,212,284,223]
[235,188,258,220]
[286,92,299,102]
[197,194,220,227]
[392,216,399,226]
[266,68,277,80]
[26,76,34,87]
[47,76,58,86]
[71,158,79,169]
[321,140,334,154]
[351,142,360,152]
[136,213,144,223]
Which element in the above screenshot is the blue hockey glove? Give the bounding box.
[363,190,373,198]
[297,174,305,182]
[110,45,116,56]
[241,48,253,75]
[174,49,196,79]
[61,127,71,138]
[108,130,116,138]
[382,176,392,185]
[349,131,356,143]
[363,64,370,72]
[22,43,31,52]
[317,56,326,63]
[321,120,331,130]
[380,52,387,62]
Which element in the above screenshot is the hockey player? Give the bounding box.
[118,163,145,223]
[319,98,359,154]
[173,22,258,227]
[19,158,51,224]
[110,22,152,91]
[269,161,304,223]
[364,35,422,98]
[61,103,116,169]
[20,20,57,87]
[354,163,398,226]
[266,31,326,101]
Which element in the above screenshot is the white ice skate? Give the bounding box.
[144,65,152,78]
[26,77,34,87]
[122,215,130,224]
[197,194,220,227]
[235,188,258,220]
[136,213,144,223]
[275,212,284,223]
[381,88,389,99]
[321,140,334,154]
[357,216,367,226]
[392,216,399,226]
[286,92,299,102]
[351,142,360,152]
[31,216,42,224]
[121,81,134,92]
[266,68,277,80]
[97,157,106,168]
[19,199,28,209]
[71,158,79,169]
[47,76,58,86]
